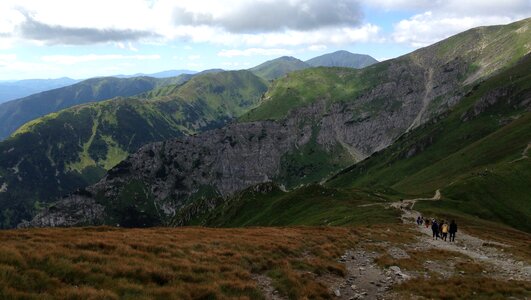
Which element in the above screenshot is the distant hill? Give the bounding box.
[0,77,79,104]
[0,76,189,141]
[115,69,197,78]
[306,50,378,68]
[250,56,310,80]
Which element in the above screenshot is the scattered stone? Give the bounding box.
[351,284,357,290]
[334,289,341,297]
[389,266,401,274]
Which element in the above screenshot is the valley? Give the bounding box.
[0,13,529,299]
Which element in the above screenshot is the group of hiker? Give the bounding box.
[416,216,457,242]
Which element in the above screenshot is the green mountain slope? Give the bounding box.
[0,70,267,228]
[249,56,310,81]
[305,50,378,68]
[183,183,399,227]
[242,18,530,123]
[328,54,531,232]
[0,76,189,141]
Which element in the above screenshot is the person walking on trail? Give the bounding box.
[449,220,458,242]
[441,221,449,241]
[432,220,439,240]
[417,216,422,225]
[425,218,430,228]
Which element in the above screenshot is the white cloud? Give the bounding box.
[116,42,139,51]
[171,0,363,33]
[389,0,531,47]
[200,23,382,47]
[221,61,252,68]
[0,0,383,48]
[0,54,17,62]
[0,54,58,79]
[307,45,328,51]
[41,54,161,65]
[218,48,294,57]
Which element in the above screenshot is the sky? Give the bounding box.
[0,0,529,80]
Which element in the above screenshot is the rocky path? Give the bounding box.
[254,190,530,299]
[397,191,531,282]
[323,190,530,299]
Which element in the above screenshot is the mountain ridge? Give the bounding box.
[0,76,191,141]
[249,56,310,80]
[0,77,79,104]
[305,50,378,69]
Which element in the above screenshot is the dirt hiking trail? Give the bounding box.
[318,190,531,300]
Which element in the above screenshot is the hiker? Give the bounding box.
[425,218,430,228]
[449,220,458,242]
[439,220,444,237]
[431,220,439,240]
[416,216,422,225]
[441,221,449,241]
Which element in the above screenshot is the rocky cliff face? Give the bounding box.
[18,194,105,228]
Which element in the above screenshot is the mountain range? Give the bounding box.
[0,77,79,104]
[0,76,191,141]
[113,69,197,79]
[0,50,379,229]
[9,18,528,232]
[249,52,378,80]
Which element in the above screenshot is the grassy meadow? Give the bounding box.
[0,226,361,299]
[1,223,529,299]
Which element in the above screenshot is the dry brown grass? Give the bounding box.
[0,224,528,299]
[0,226,360,300]
[464,225,531,264]
[375,249,467,272]
[396,277,531,299]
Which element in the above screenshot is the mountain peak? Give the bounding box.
[306,51,378,69]
[250,56,310,80]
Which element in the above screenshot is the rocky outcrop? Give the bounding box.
[19,193,104,228]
